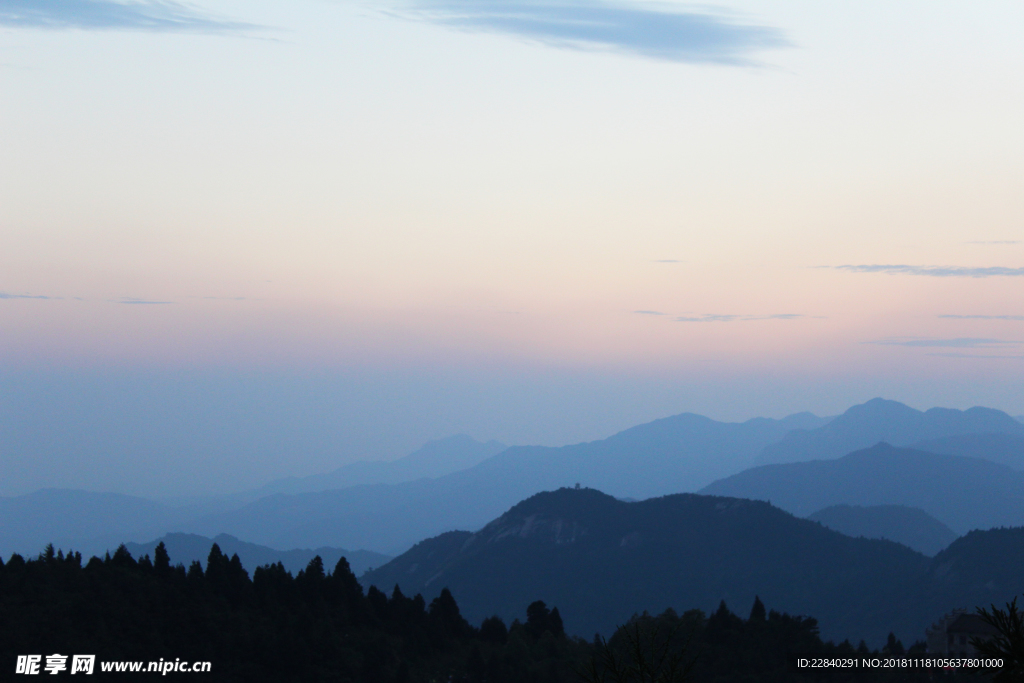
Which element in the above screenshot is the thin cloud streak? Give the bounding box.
[0,0,257,33]
[0,292,60,300]
[965,240,1021,245]
[833,264,1024,278]
[392,0,788,64]
[927,352,1024,360]
[634,310,665,316]
[115,298,175,305]
[939,314,1024,321]
[867,337,1023,349]
[675,313,813,323]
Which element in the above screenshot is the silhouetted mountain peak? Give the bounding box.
[254,435,507,496]
[756,399,1024,465]
[705,442,1024,534]
[498,487,619,518]
[472,488,616,547]
[843,441,902,460]
[807,503,958,556]
[363,487,933,643]
[402,434,506,467]
[909,432,1024,470]
[847,397,920,421]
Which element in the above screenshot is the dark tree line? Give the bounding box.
[0,545,993,681]
[0,543,587,682]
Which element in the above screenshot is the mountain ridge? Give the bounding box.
[909,432,1024,470]
[254,434,507,495]
[756,398,1024,465]
[124,532,391,576]
[184,410,830,554]
[363,487,1024,645]
[806,504,958,556]
[704,442,1024,533]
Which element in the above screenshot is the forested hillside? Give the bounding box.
[0,544,976,682]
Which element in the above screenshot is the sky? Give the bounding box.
[1,0,1023,497]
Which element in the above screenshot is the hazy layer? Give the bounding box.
[2,1,1022,496]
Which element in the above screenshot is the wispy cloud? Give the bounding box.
[115,297,175,305]
[634,310,665,316]
[190,296,249,301]
[939,314,1024,321]
[965,240,1021,245]
[390,0,788,64]
[866,337,1022,349]
[832,264,1024,278]
[0,292,60,300]
[0,0,257,33]
[926,352,1024,360]
[675,313,814,323]
[653,259,682,264]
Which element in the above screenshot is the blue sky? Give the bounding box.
[1,0,1023,496]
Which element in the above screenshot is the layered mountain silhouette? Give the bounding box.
[124,532,391,576]
[0,488,193,559]
[703,443,1024,533]
[9,400,1022,558]
[755,398,1024,465]
[255,435,507,495]
[362,487,1024,645]
[909,432,1024,470]
[184,411,828,553]
[807,504,958,556]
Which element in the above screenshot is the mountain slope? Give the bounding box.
[124,532,391,576]
[363,488,1024,646]
[256,435,507,495]
[0,489,195,559]
[756,398,1024,465]
[186,411,828,554]
[362,488,934,644]
[470,411,830,500]
[703,443,1024,533]
[807,504,958,556]
[909,432,1024,470]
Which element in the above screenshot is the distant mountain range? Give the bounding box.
[0,489,193,559]
[254,435,507,495]
[362,487,1024,645]
[703,443,1024,533]
[755,398,1024,465]
[124,532,391,576]
[0,436,502,558]
[7,399,1024,558]
[182,411,830,553]
[909,432,1024,470]
[183,401,1024,554]
[807,504,958,556]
